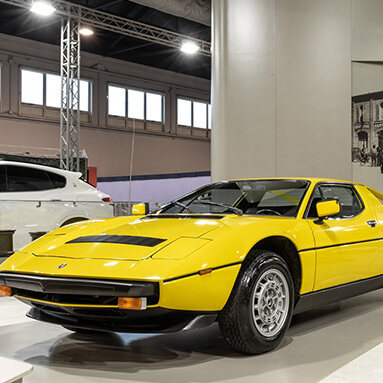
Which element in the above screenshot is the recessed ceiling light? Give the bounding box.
[30,1,55,16]
[180,41,200,54]
[80,27,94,36]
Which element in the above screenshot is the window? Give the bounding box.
[5,166,58,192]
[358,105,364,123]
[177,98,211,129]
[21,70,43,105]
[79,80,90,112]
[146,92,162,122]
[108,85,164,123]
[47,171,66,189]
[108,86,126,117]
[46,73,61,108]
[21,69,91,112]
[193,101,207,129]
[208,104,212,130]
[306,184,363,219]
[128,89,144,119]
[177,99,192,126]
[159,180,309,217]
[0,166,5,192]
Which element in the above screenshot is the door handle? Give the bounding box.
[50,199,62,202]
[367,220,377,228]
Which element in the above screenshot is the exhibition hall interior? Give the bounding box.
[2,0,383,382]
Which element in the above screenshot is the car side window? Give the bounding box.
[306,188,322,218]
[0,166,6,192]
[6,165,56,192]
[47,171,66,188]
[306,184,363,219]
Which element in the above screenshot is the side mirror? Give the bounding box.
[131,203,149,215]
[315,199,340,224]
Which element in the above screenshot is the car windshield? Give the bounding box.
[157,179,310,217]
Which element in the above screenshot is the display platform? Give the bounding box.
[1,292,383,382]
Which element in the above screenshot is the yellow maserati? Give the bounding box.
[1,178,383,355]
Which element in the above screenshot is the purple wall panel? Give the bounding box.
[98,176,211,203]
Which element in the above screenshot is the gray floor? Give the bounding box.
[1,291,383,383]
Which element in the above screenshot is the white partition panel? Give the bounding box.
[211,0,352,182]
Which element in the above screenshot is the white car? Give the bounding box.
[0,161,114,252]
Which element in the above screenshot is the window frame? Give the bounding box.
[107,82,165,127]
[176,97,211,132]
[19,67,93,122]
[304,182,365,220]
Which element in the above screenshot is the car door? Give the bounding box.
[306,183,379,291]
[1,165,68,251]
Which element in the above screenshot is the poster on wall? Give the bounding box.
[352,62,383,192]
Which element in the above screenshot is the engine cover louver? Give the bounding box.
[66,235,166,247]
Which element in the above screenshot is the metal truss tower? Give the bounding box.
[60,15,80,172]
[0,0,212,172]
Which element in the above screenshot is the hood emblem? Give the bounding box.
[57,263,67,269]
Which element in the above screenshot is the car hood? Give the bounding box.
[20,215,224,261]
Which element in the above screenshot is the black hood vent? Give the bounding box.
[66,235,166,247]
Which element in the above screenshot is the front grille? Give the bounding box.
[14,289,119,305]
[0,272,159,306]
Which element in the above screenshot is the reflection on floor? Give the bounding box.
[1,291,383,383]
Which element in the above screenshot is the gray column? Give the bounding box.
[211,0,352,182]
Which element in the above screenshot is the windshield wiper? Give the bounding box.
[170,200,193,213]
[192,200,243,216]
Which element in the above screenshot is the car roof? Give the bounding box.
[225,177,360,185]
[0,160,82,178]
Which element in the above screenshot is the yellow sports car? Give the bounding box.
[1,178,383,354]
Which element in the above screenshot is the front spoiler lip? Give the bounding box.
[26,306,218,333]
[0,272,158,297]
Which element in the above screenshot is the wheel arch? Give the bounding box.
[248,236,301,301]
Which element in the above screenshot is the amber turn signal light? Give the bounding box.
[118,297,147,310]
[199,268,213,276]
[0,286,12,297]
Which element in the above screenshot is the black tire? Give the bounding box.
[218,250,294,354]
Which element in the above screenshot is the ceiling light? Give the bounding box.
[180,41,200,54]
[30,1,55,16]
[80,27,94,36]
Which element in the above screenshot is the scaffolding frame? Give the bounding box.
[0,0,211,171]
[60,15,80,171]
[0,0,211,56]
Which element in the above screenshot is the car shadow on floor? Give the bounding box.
[11,291,383,381]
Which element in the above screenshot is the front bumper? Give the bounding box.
[0,272,217,332]
[0,272,159,305]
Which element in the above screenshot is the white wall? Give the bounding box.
[352,0,383,61]
[211,0,352,181]
[211,0,277,180]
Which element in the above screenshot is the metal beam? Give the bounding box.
[0,0,211,56]
[60,15,80,171]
